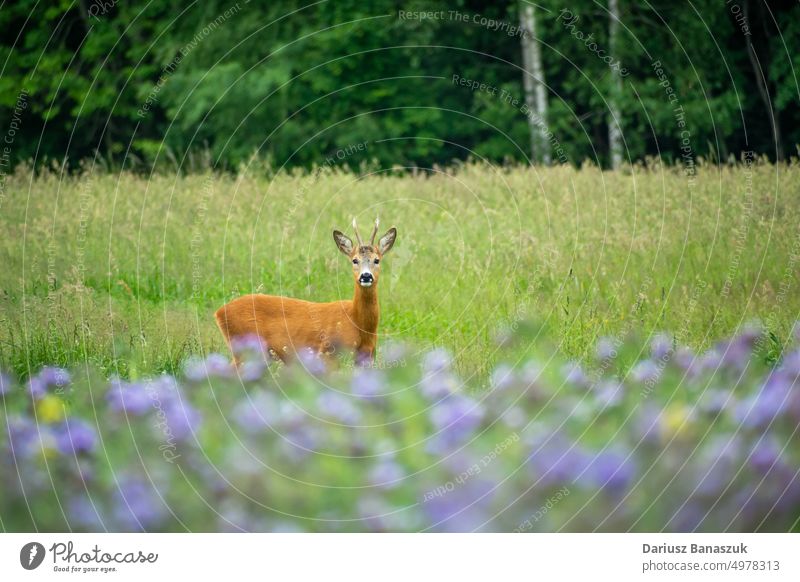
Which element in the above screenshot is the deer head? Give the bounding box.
[333,217,397,288]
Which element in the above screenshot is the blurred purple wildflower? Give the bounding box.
[423,348,452,374]
[233,391,279,434]
[112,477,167,531]
[238,359,266,382]
[792,321,800,343]
[55,418,97,455]
[297,349,326,376]
[650,333,673,360]
[184,354,234,382]
[317,390,362,424]
[368,459,407,489]
[749,437,783,475]
[734,372,792,429]
[630,359,661,384]
[230,334,268,360]
[351,368,386,399]
[28,366,70,400]
[428,394,484,451]
[420,369,459,401]
[526,435,590,486]
[0,369,12,396]
[490,364,515,392]
[596,337,617,361]
[67,495,104,530]
[584,449,636,494]
[106,379,151,416]
[561,361,588,388]
[674,346,696,373]
[595,380,624,408]
[163,401,202,441]
[381,341,408,365]
[422,478,495,532]
[5,416,43,458]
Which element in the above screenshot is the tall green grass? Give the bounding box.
[1,158,799,379]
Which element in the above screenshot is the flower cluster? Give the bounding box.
[1,327,799,532]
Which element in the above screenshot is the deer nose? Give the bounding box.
[359,272,374,283]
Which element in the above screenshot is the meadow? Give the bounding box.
[1,159,799,380]
[2,160,800,532]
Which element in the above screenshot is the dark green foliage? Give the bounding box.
[1,0,797,171]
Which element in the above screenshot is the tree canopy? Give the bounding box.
[1,0,797,172]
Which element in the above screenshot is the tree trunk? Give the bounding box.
[743,0,783,161]
[607,0,623,170]
[519,2,551,165]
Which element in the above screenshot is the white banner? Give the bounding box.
[1,533,797,581]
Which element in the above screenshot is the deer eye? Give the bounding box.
[352,258,358,265]
[374,258,380,265]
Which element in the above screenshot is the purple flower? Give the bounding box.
[518,361,546,402]
[67,495,104,530]
[734,373,791,429]
[238,359,266,382]
[422,478,495,532]
[634,404,663,445]
[490,364,515,392]
[674,346,696,373]
[561,361,588,388]
[420,370,458,401]
[351,368,386,399]
[54,418,97,455]
[184,354,233,381]
[526,435,590,486]
[428,394,484,451]
[630,360,661,384]
[5,416,43,458]
[317,390,362,424]
[163,401,202,441]
[106,379,151,416]
[112,477,167,531]
[792,321,800,343]
[650,333,673,360]
[279,427,320,462]
[368,459,407,489]
[297,349,326,376]
[584,449,636,494]
[230,334,268,359]
[749,438,783,475]
[698,349,723,374]
[596,337,617,361]
[423,348,452,374]
[595,380,624,408]
[780,349,800,377]
[233,391,279,434]
[28,367,70,400]
[717,333,757,369]
[381,341,408,365]
[0,370,12,396]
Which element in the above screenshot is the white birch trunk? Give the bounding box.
[608,0,623,169]
[520,2,551,165]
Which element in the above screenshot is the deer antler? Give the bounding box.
[369,216,380,246]
[352,217,363,246]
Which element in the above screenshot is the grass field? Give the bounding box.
[1,159,799,380]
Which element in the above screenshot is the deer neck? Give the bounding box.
[351,283,380,334]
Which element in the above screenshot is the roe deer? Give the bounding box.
[215,218,397,364]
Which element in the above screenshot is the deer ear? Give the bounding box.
[378,227,397,255]
[333,230,354,256]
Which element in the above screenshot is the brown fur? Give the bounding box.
[215,224,396,363]
[215,287,379,362]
